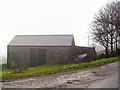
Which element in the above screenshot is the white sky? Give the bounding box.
[0,0,111,57]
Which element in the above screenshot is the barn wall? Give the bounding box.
[7,46,30,68]
[46,47,74,64]
[7,46,74,68]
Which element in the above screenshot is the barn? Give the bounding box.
[7,35,75,68]
[7,34,97,68]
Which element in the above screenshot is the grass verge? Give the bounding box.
[1,57,120,80]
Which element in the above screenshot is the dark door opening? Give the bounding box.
[30,48,47,67]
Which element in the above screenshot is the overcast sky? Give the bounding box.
[0,0,112,57]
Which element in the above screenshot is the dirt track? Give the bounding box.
[2,62,119,88]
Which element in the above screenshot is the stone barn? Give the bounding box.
[7,35,75,68]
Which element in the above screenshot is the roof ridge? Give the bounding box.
[15,34,73,36]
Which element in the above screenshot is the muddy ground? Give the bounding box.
[2,62,119,88]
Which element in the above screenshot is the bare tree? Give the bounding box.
[91,0,120,55]
[91,21,109,54]
[104,1,120,52]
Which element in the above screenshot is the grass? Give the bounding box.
[1,56,120,80]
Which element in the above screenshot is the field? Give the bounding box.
[1,57,119,80]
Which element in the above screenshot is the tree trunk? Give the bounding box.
[105,47,108,55]
[115,35,118,52]
[110,35,113,53]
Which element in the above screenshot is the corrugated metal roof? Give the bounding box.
[8,34,74,46]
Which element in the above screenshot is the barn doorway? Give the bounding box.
[30,48,47,67]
